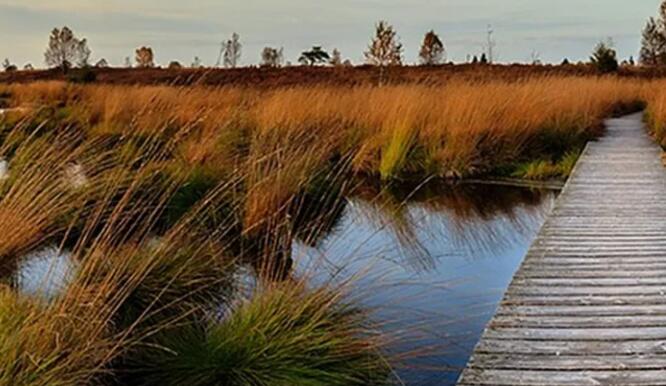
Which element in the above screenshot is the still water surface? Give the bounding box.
[13,182,556,385]
[293,182,557,385]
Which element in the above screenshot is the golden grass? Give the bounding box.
[0,76,654,237]
[643,79,666,148]
[0,106,389,385]
[0,74,665,385]
[0,75,650,179]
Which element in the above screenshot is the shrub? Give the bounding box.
[67,67,97,83]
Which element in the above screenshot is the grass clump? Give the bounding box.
[124,282,389,386]
[644,100,666,149]
[511,149,582,180]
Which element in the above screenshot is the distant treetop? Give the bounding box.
[221,33,242,68]
[590,39,618,73]
[298,46,330,66]
[329,48,343,66]
[2,58,17,72]
[44,26,91,73]
[365,20,403,67]
[135,46,155,68]
[261,47,284,68]
[419,30,445,65]
[95,58,108,68]
[168,61,183,70]
[641,0,666,66]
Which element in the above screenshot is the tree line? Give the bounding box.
[5,4,666,75]
[0,21,448,73]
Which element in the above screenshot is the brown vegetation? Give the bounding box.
[2,63,665,89]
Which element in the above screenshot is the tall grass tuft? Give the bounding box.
[123,282,389,386]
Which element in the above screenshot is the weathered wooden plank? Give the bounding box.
[491,315,666,328]
[458,112,666,384]
[527,260,666,266]
[520,263,666,271]
[469,353,666,371]
[516,270,666,279]
[507,285,666,297]
[474,339,666,355]
[502,295,666,307]
[522,256,666,263]
[496,304,666,317]
[483,327,666,341]
[536,239,666,245]
[513,278,666,287]
[459,369,666,385]
[524,252,666,258]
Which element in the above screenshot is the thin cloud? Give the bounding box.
[0,0,661,67]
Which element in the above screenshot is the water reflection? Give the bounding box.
[293,181,557,385]
[14,246,75,300]
[1,177,556,385]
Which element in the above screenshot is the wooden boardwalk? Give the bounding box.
[458,112,666,385]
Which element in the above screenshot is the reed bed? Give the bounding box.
[643,79,666,148]
[0,101,392,385]
[0,76,648,182]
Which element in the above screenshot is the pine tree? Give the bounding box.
[298,46,330,66]
[640,1,666,65]
[590,40,618,73]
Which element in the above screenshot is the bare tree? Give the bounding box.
[220,33,242,68]
[44,26,91,73]
[260,47,284,67]
[641,2,666,66]
[135,46,155,68]
[329,48,342,66]
[419,30,445,65]
[365,20,403,67]
[486,24,497,63]
[530,50,542,65]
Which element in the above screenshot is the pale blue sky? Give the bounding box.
[0,0,661,67]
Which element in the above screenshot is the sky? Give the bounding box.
[0,0,662,68]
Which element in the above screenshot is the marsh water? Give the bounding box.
[293,182,557,385]
[11,181,556,385]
